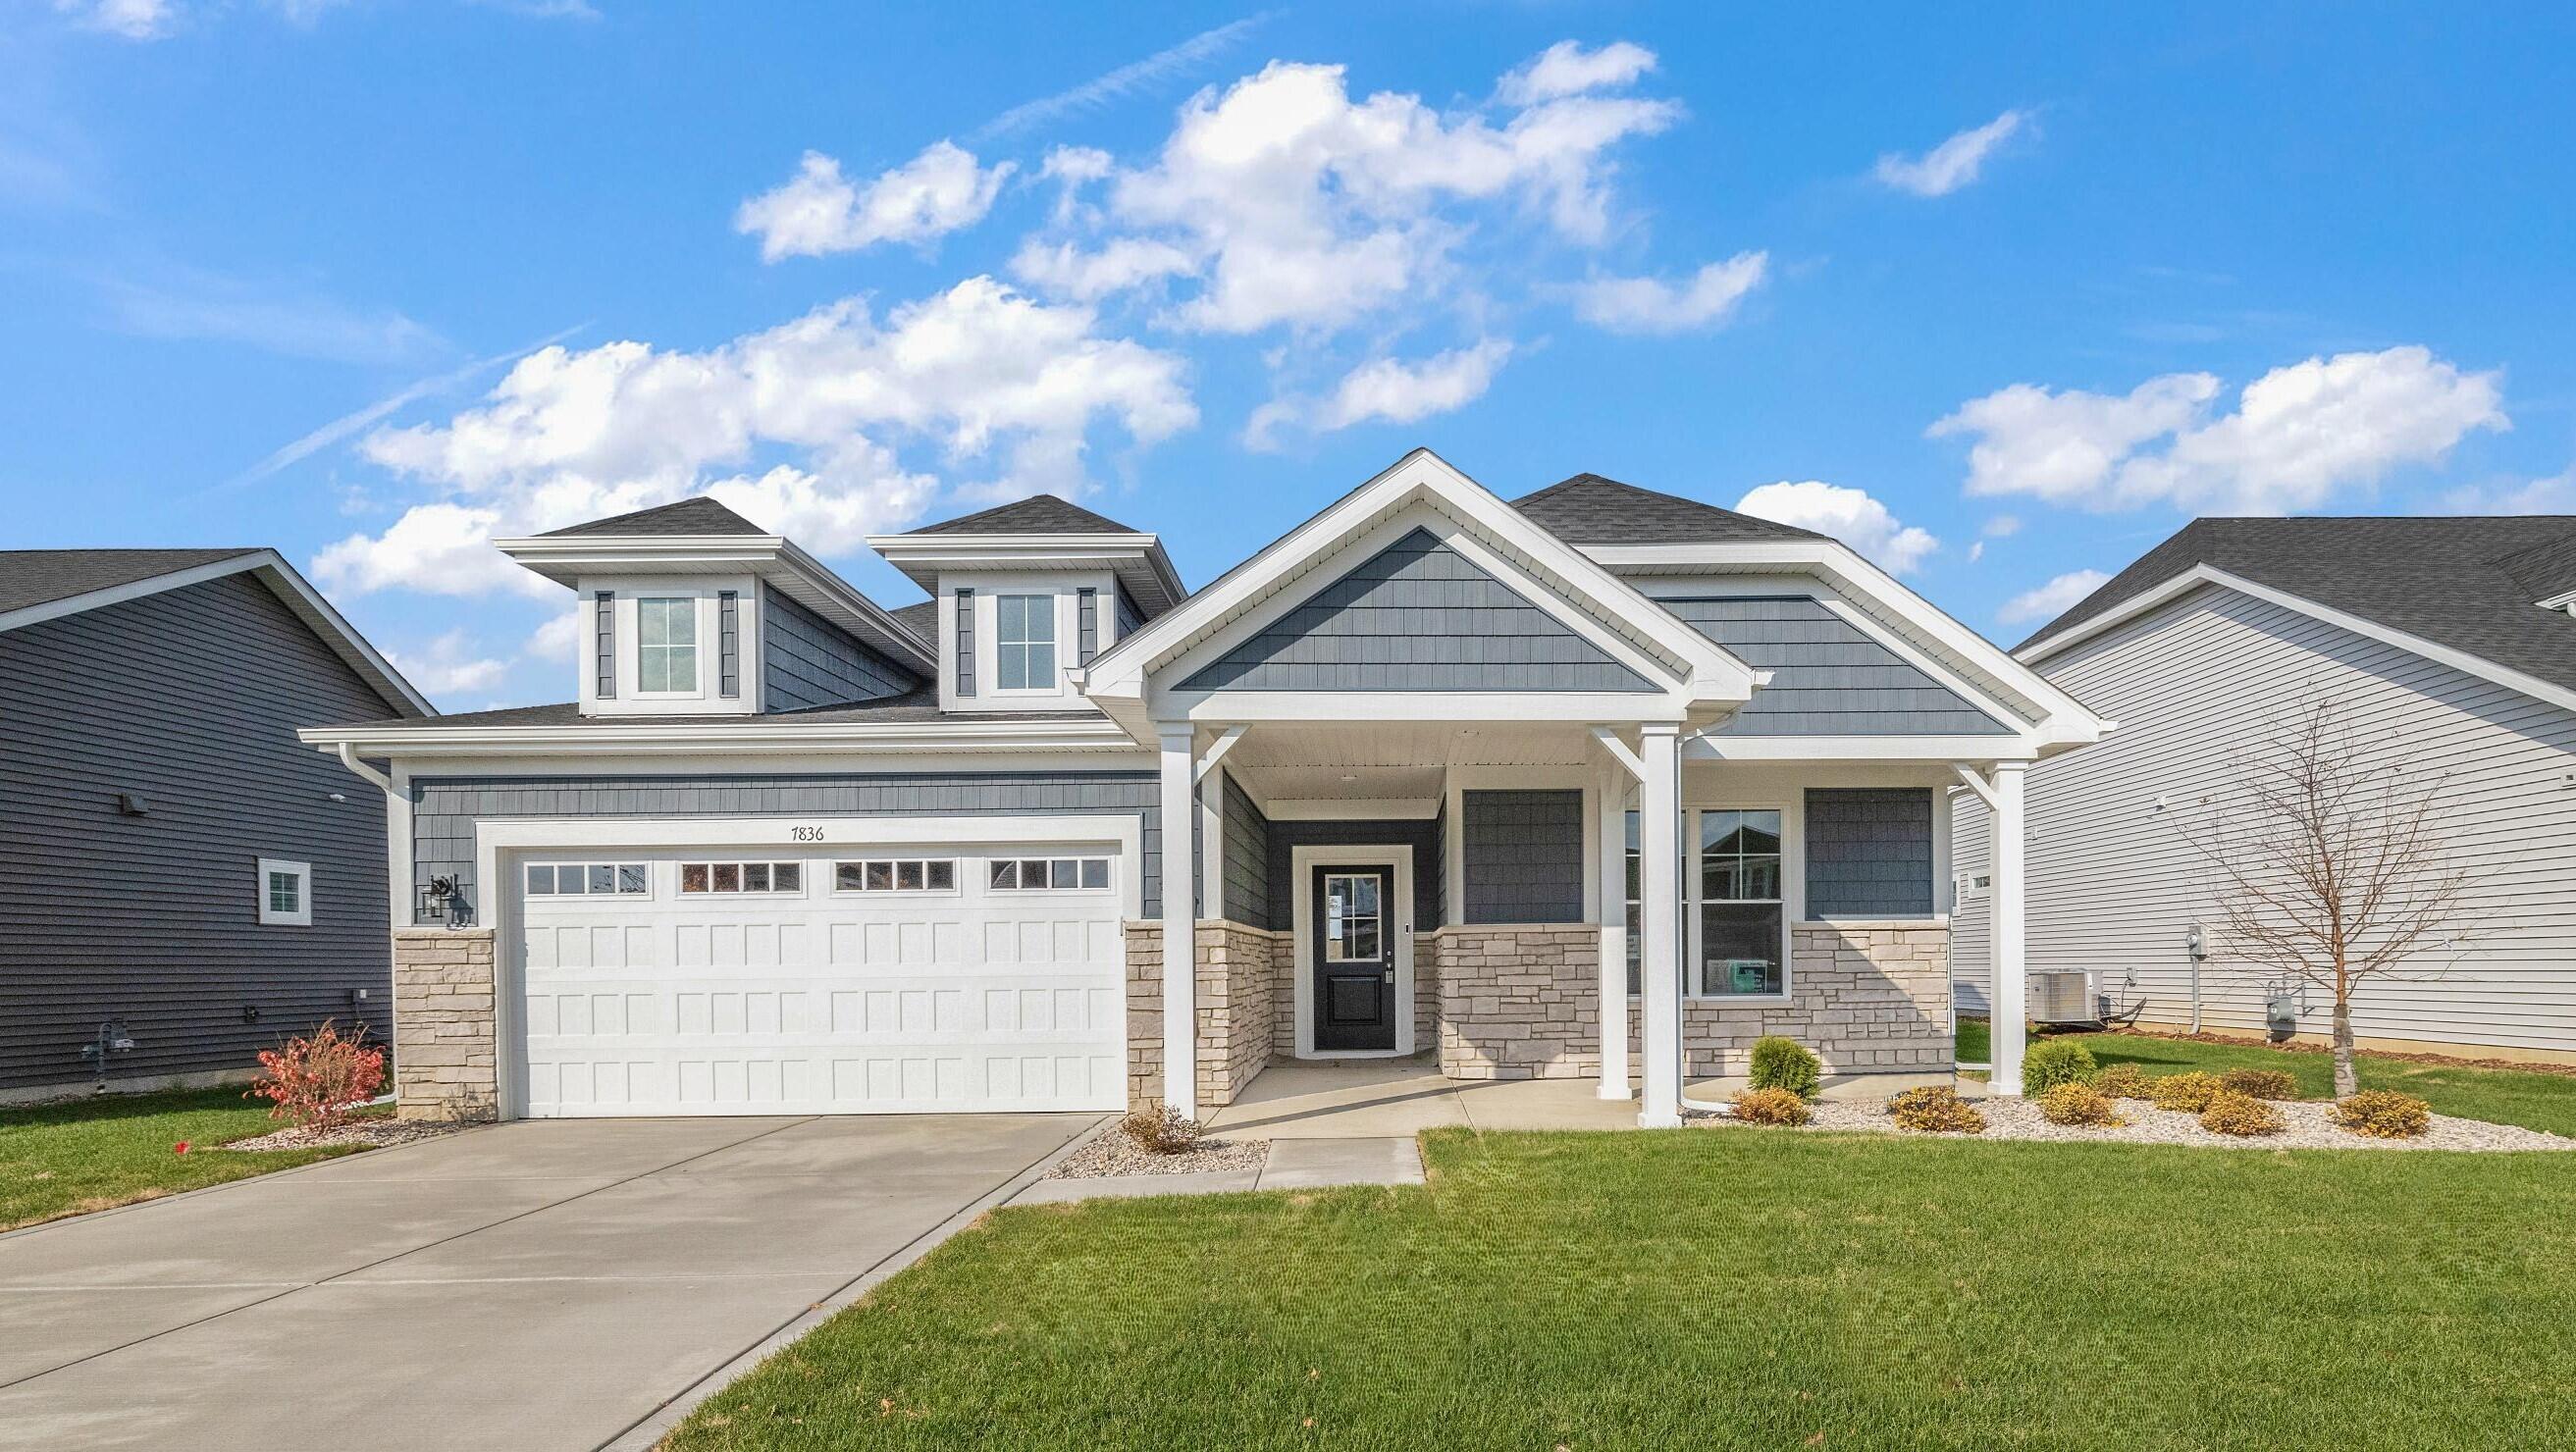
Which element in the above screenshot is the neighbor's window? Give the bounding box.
[995,594,1057,690]
[257,857,312,927]
[638,596,699,693]
[988,856,1111,891]
[1696,809,1784,996]
[834,858,958,893]
[525,862,649,897]
[679,861,804,894]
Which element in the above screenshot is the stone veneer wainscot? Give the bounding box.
[1123,920,1288,1112]
[392,927,499,1121]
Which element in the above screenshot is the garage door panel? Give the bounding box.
[515,842,1127,1117]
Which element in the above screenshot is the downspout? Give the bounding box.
[334,741,395,794]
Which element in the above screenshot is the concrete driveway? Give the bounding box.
[0,1113,1095,1451]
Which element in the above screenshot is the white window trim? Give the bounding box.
[573,575,762,718]
[257,857,313,927]
[634,596,704,699]
[989,591,1062,696]
[939,569,1121,712]
[1686,804,1796,1004]
[1288,843,1416,1060]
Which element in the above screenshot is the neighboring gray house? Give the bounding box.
[306,450,2105,1125]
[0,549,432,1100]
[1953,514,2576,1063]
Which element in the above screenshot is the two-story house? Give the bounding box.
[305,450,2105,1125]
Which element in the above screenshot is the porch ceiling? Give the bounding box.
[1219,720,1598,804]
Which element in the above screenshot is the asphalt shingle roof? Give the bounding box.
[1511,473,1828,545]
[905,494,1141,537]
[2019,515,2576,696]
[539,496,767,538]
[0,548,262,616]
[888,599,939,642]
[331,690,1099,731]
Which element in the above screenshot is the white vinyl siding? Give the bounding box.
[1955,583,2576,1055]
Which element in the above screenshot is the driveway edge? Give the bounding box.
[599,1112,1111,1452]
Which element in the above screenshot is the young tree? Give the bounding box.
[2192,700,2474,1098]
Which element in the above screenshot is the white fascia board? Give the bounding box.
[865,532,1184,613]
[1685,734,2039,762]
[1165,691,1693,725]
[1587,538,2111,745]
[495,533,932,674]
[1084,448,1759,704]
[379,748,1155,778]
[1262,797,1442,820]
[297,714,1138,760]
[0,550,435,719]
[2020,563,2576,716]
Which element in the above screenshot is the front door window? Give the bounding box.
[1312,864,1396,1052]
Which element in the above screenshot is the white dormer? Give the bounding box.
[498,496,936,719]
[867,495,1184,715]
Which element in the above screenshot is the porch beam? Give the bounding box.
[1949,761,2001,811]
[1157,725,1200,1118]
[1637,723,1683,1127]
[1988,761,2028,1097]
[1193,724,1248,784]
[1589,725,1645,783]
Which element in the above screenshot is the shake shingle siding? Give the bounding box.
[1954,583,2576,1054]
[760,587,920,711]
[1806,788,1935,917]
[0,572,394,1094]
[1262,818,1444,932]
[1220,771,1271,926]
[1461,790,1586,923]
[411,771,1161,921]
[1664,596,2011,735]
[1181,529,1656,693]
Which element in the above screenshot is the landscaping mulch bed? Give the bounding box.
[223,1118,464,1153]
[1044,1127,1270,1179]
[1702,1096,2576,1152]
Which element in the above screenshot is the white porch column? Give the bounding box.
[1595,764,1631,1100]
[1989,760,2028,1097]
[1637,724,1683,1127]
[1157,726,1199,1117]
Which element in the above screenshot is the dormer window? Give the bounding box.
[995,594,1057,691]
[638,597,700,693]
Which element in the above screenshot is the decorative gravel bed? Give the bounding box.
[1702,1097,2576,1152]
[224,1118,464,1153]
[1044,1128,1271,1179]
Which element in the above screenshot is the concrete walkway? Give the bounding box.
[0,1113,1095,1452]
[1010,1135,1424,1204]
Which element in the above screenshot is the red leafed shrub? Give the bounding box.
[247,1021,386,1128]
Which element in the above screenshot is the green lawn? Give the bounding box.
[672,1128,2576,1451]
[0,1087,372,1230]
[1955,1013,1989,1064]
[2062,1031,2576,1137]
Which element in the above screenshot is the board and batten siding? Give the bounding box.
[411,771,1161,922]
[0,572,397,1094]
[1952,583,2576,1056]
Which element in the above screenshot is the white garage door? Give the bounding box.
[510,839,1128,1116]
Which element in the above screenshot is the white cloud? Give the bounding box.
[736,142,1016,262]
[1967,542,1983,563]
[91,264,444,364]
[1246,339,1512,449]
[1999,569,2111,627]
[1734,480,1939,574]
[55,0,176,38]
[1498,40,1657,106]
[318,277,1193,596]
[1874,109,2029,197]
[1571,251,1767,335]
[526,607,583,662]
[388,628,510,697]
[1017,49,1680,335]
[974,14,1275,139]
[2440,467,2576,515]
[1982,514,2022,537]
[1931,346,2508,514]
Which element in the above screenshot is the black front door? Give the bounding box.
[1311,864,1396,1052]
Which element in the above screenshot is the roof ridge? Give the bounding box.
[539,494,767,538]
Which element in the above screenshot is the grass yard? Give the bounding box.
[2061,1032,2576,1137]
[1955,1013,1989,1064]
[672,1127,2576,1451]
[0,1087,371,1230]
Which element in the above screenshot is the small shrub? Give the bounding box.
[2198,1091,2287,1137]
[2147,1070,2227,1114]
[2329,1090,2433,1140]
[1120,1104,1206,1155]
[1887,1085,1986,1134]
[1748,1036,1822,1101]
[1729,1087,1812,1126]
[2088,1063,2153,1098]
[2220,1067,2301,1101]
[2021,1038,2098,1096]
[2036,1080,2128,1127]
[246,1020,386,1128]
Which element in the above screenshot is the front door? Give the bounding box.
[1311,864,1397,1052]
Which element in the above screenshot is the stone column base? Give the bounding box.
[393,927,499,1122]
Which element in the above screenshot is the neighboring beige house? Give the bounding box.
[1954,514,2576,1063]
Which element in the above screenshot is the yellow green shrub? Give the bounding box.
[1887,1085,1986,1134]
[1730,1087,1813,1126]
[2088,1063,2153,1098]
[2148,1071,2227,1113]
[2220,1067,2300,1101]
[2329,1090,2432,1139]
[2037,1080,2128,1127]
[2198,1091,2287,1137]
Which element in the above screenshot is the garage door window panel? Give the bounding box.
[681,860,804,894]
[525,862,650,897]
[991,856,1111,891]
[835,858,958,894]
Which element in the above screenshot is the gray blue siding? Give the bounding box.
[1460,790,1586,923]
[1805,788,1935,917]
[1181,528,1656,693]
[1220,771,1271,925]
[0,571,397,1094]
[761,587,920,712]
[1664,596,2010,735]
[411,771,1161,921]
[1263,818,1445,931]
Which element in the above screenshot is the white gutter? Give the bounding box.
[333,742,396,792]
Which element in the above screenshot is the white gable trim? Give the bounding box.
[2019,564,2576,716]
[1082,450,1761,713]
[0,550,434,719]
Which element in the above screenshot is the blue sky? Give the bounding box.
[7,2,2572,708]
